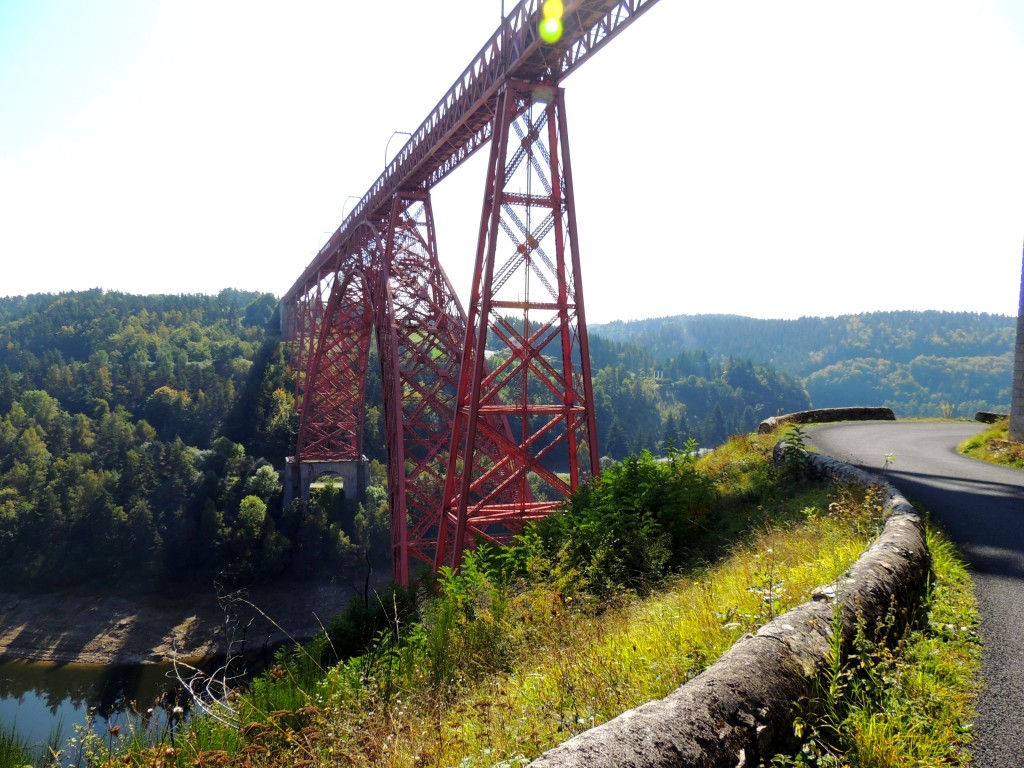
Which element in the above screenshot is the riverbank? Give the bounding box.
[0,576,375,665]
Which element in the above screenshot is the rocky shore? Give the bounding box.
[0,579,366,665]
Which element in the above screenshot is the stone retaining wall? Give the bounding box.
[527,449,929,768]
[758,407,895,435]
[974,411,1008,424]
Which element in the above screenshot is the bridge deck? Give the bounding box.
[283,0,659,306]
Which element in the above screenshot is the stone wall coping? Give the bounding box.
[974,411,1008,424]
[758,407,896,434]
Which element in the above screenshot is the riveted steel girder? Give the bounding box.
[376,192,527,583]
[375,192,465,583]
[282,0,661,311]
[285,0,663,580]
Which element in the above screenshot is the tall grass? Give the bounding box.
[960,416,1024,468]
[0,726,33,768]
[90,430,980,767]
[0,721,64,768]
[770,526,981,767]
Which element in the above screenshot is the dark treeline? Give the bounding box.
[591,311,1014,418]
[482,315,812,460]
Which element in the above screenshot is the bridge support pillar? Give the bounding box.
[283,456,368,507]
[1011,242,1024,441]
[438,80,600,571]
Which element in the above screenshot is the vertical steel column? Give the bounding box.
[376,192,467,582]
[438,80,599,571]
[1010,241,1024,441]
[289,280,321,417]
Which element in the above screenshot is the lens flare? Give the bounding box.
[543,0,564,18]
[539,16,563,43]
[540,0,564,43]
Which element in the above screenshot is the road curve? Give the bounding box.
[808,420,1024,766]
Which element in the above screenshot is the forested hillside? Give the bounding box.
[0,290,389,589]
[591,311,1014,417]
[8,294,996,591]
[0,291,814,590]
[587,335,809,456]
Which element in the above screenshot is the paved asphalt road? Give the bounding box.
[808,420,1024,767]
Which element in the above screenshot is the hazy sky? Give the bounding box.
[2,0,1022,322]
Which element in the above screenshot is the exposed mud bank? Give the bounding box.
[0,578,368,665]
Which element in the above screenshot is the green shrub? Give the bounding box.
[506,444,715,596]
[314,582,417,667]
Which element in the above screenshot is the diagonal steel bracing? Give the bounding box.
[437,81,598,571]
[294,270,373,462]
[376,192,529,582]
[283,0,660,307]
[375,193,466,583]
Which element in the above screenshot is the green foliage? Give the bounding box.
[245,464,282,502]
[0,719,65,768]
[778,425,812,485]
[312,583,418,667]
[0,290,388,588]
[590,341,811,455]
[960,417,1024,468]
[771,527,980,766]
[417,550,513,694]
[106,433,931,768]
[70,429,979,768]
[506,443,715,596]
[0,724,33,768]
[237,494,267,536]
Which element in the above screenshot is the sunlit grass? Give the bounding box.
[370,508,875,767]
[96,430,981,768]
[959,417,1024,468]
[770,525,981,767]
[129,488,877,766]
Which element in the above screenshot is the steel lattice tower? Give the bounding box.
[436,81,599,571]
[376,192,473,582]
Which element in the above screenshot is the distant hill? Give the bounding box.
[590,311,1015,418]
[585,332,811,458]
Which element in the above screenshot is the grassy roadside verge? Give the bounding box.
[960,416,1024,467]
[769,523,980,766]
[20,431,981,768]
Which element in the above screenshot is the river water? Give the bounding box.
[0,660,191,758]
